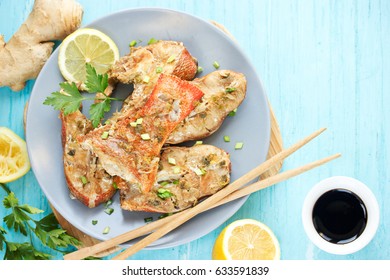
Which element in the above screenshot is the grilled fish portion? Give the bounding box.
[80,74,204,193]
[119,145,231,213]
[167,70,247,144]
[61,111,116,208]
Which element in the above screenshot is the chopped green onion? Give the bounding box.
[173,166,181,174]
[235,142,244,150]
[104,120,110,125]
[156,66,163,73]
[136,118,143,125]
[213,61,220,69]
[101,131,109,139]
[148,38,157,45]
[144,217,153,223]
[225,87,237,93]
[197,66,203,73]
[167,55,176,63]
[143,75,150,83]
[224,135,230,142]
[172,180,179,185]
[228,108,237,117]
[105,200,113,208]
[141,133,151,140]
[193,167,206,176]
[194,141,203,146]
[129,40,137,47]
[158,213,173,219]
[80,176,88,185]
[157,188,174,199]
[92,220,98,225]
[130,122,137,127]
[102,226,110,234]
[112,182,118,189]
[159,181,170,186]
[104,208,114,215]
[168,157,176,165]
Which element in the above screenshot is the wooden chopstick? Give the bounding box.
[64,127,327,260]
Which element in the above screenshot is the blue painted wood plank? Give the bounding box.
[0,0,389,260]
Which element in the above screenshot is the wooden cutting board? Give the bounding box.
[24,22,284,257]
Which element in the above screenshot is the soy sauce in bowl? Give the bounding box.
[312,188,367,244]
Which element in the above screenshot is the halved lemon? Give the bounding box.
[0,127,30,183]
[58,28,120,85]
[212,219,280,260]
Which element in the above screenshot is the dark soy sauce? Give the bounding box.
[312,188,367,244]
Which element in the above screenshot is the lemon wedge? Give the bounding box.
[212,219,280,260]
[0,127,30,183]
[58,28,119,85]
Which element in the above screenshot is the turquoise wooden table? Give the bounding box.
[0,0,389,260]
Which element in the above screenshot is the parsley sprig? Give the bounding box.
[0,183,80,260]
[43,63,121,128]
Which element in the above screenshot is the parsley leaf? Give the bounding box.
[3,242,51,260]
[89,98,112,128]
[0,226,6,251]
[43,82,85,115]
[85,63,109,93]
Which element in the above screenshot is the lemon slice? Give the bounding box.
[212,219,280,260]
[0,127,31,183]
[58,28,120,85]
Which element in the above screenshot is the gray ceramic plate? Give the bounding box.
[26,8,270,249]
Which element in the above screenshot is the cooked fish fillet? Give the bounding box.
[119,145,231,213]
[167,70,247,144]
[60,110,116,208]
[108,40,198,110]
[80,74,204,193]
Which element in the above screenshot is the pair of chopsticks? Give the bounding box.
[64,127,340,260]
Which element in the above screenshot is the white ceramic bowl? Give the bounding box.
[302,176,380,255]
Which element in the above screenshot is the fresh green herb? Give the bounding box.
[168,157,176,165]
[143,75,150,83]
[167,55,176,63]
[112,182,118,189]
[144,217,153,223]
[158,213,173,220]
[235,142,244,150]
[141,133,151,140]
[224,135,230,142]
[213,61,220,69]
[159,181,170,187]
[80,176,88,185]
[194,141,203,146]
[156,67,163,73]
[104,208,114,215]
[104,119,111,125]
[148,38,158,45]
[193,167,206,176]
[105,200,113,208]
[102,226,110,234]
[129,40,137,47]
[157,188,174,199]
[197,66,203,73]
[0,183,80,260]
[172,180,180,185]
[43,63,122,128]
[173,166,181,174]
[101,131,109,139]
[92,220,98,225]
[228,108,237,117]
[225,87,236,93]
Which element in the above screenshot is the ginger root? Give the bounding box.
[0,0,83,91]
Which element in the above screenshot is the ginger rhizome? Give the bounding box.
[0,0,83,91]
